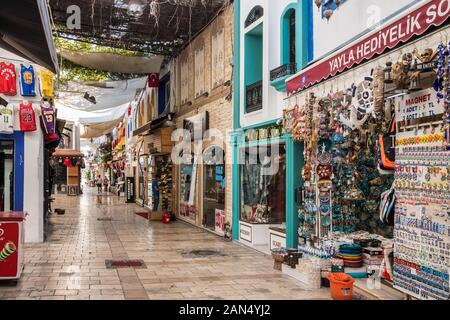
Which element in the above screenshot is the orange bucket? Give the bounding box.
[326,273,355,300]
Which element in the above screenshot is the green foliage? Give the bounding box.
[55,38,145,85]
[55,38,144,57]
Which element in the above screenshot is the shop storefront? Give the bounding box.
[233,122,303,253]
[279,0,450,300]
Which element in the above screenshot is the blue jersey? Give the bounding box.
[20,64,36,97]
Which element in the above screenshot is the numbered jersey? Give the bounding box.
[40,104,57,137]
[20,64,36,97]
[0,63,17,96]
[19,103,36,132]
[0,103,14,134]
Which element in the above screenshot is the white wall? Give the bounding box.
[239,0,296,128]
[23,128,44,243]
[313,0,421,59]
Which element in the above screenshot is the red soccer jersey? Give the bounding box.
[0,62,17,96]
[19,102,36,132]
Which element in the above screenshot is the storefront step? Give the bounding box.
[353,278,406,300]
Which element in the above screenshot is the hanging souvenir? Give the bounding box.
[19,102,37,132]
[63,157,71,167]
[40,103,58,141]
[0,62,17,96]
[0,101,14,134]
[377,116,396,172]
[40,68,54,99]
[20,64,36,97]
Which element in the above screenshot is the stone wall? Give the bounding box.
[170,4,234,230]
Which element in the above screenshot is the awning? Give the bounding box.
[59,49,164,74]
[133,113,176,137]
[286,0,450,95]
[52,149,84,158]
[0,0,59,73]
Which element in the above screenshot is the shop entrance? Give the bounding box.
[0,140,14,211]
[202,146,226,234]
[239,143,286,252]
[148,154,173,212]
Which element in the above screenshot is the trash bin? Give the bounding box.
[0,212,26,280]
[326,272,355,300]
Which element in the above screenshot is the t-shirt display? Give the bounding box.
[20,64,36,97]
[0,102,14,134]
[40,68,53,99]
[40,103,58,141]
[19,102,36,132]
[0,62,17,96]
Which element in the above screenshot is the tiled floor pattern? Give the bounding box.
[0,188,333,300]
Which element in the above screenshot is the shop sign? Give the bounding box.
[239,223,252,242]
[287,0,450,94]
[126,177,135,203]
[269,233,286,251]
[215,209,225,235]
[0,223,20,278]
[396,88,445,122]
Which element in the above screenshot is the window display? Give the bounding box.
[240,144,286,224]
[138,156,146,203]
[179,157,197,221]
[203,163,225,231]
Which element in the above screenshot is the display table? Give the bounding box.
[0,212,26,280]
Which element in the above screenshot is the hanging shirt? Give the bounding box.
[20,64,36,97]
[0,102,14,134]
[19,102,36,132]
[40,104,59,141]
[0,62,17,96]
[40,104,56,134]
[40,68,53,98]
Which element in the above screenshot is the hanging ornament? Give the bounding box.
[324,8,334,22]
[63,157,71,167]
[315,0,323,10]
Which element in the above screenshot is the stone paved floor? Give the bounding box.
[0,188,333,300]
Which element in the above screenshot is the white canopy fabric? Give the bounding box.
[56,77,147,112]
[59,49,164,74]
[80,118,124,139]
[56,102,129,124]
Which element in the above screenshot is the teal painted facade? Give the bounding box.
[231,0,241,241]
[271,0,313,92]
[244,23,263,88]
[232,0,313,248]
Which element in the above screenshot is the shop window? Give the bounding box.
[281,7,296,66]
[239,144,286,224]
[202,146,225,233]
[244,22,263,113]
[179,156,198,221]
[138,156,146,202]
[0,140,14,211]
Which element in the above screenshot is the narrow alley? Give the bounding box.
[0,188,332,300]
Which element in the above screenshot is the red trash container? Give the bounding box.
[162,212,171,224]
[0,212,26,280]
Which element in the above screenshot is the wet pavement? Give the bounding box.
[0,188,333,300]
